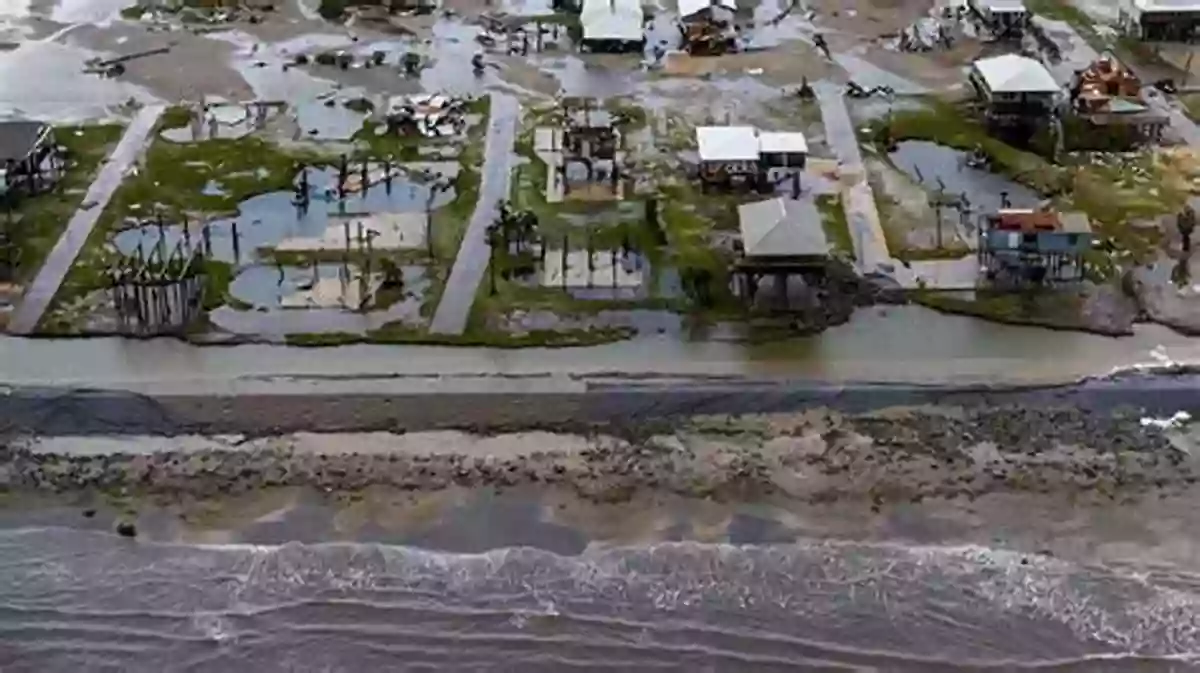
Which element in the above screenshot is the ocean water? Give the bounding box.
[0,528,1197,672]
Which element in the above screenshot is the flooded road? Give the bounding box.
[2,305,1198,392]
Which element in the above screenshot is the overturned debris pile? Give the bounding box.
[386,94,468,138]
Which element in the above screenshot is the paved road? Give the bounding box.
[429,93,519,334]
[814,83,893,274]
[8,104,165,334]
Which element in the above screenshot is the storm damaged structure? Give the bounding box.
[695,126,807,189]
[108,223,212,336]
[732,197,832,308]
[1069,55,1167,147]
[557,99,623,198]
[1119,0,1200,41]
[968,0,1029,38]
[564,100,620,160]
[968,54,1060,130]
[678,0,738,56]
[0,121,61,199]
[385,94,467,137]
[579,0,645,53]
[979,208,1092,285]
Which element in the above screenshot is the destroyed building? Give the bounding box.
[385,94,466,137]
[1119,0,1200,41]
[979,208,1092,284]
[968,54,1060,129]
[0,121,61,200]
[563,102,619,160]
[1069,55,1168,146]
[678,0,738,55]
[579,0,645,53]
[968,0,1029,37]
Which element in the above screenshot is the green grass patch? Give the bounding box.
[6,124,124,283]
[159,105,193,131]
[815,194,854,260]
[351,120,422,162]
[202,260,234,311]
[914,289,1119,334]
[119,4,146,19]
[1180,93,1200,123]
[1026,0,1095,33]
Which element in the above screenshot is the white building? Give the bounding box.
[579,0,645,52]
[968,0,1028,32]
[696,126,807,164]
[1119,0,1200,40]
[736,197,829,260]
[968,54,1060,121]
[678,0,736,21]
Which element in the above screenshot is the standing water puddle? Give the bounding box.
[112,164,457,335]
[888,140,1041,212]
[112,164,459,265]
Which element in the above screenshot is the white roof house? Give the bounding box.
[696,125,760,161]
[1126,0,1200,14]
[580,0,645,42]
[971,54,1060,94]
[972,0,1027,13]
[758,131,808,155]
[737,197,829,258]
[697,126,808,161]
[678,0,736,19]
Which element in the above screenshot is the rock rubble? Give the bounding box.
[1,407,1193,507]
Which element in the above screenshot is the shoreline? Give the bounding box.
[2,404,1195,512]
[1,369,1199,437]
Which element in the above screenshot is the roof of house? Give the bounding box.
[975,0,1027,12]
[696,125,760,161]
[678,0,737,18]
[1131,0,1200,13]
[0,121,50,164]
[737,197,829,258]
[972,54,1060,94]
[580,0,644,42]
[991,208,1092,234]
[697,126,808,161]
[758,131,808,155]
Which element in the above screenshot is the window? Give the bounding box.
[1066,234,1079,246]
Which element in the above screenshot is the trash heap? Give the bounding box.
[385,94,469,138]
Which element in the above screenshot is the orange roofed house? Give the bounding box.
[980,208,1093,284]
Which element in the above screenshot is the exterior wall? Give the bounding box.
[1120,7,1200,40]
[760,151,807,168]
[984,229,1091,255]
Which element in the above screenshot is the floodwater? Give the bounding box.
[2,304,1199,391]
[889,140,1042,212]
[112,165,456,266]
[1,487,1200,671]
[0,40,157,121]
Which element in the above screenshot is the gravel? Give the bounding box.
[3,407,1194,507]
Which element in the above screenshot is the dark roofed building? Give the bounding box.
[0,120,60,198]
[0,121,50,165]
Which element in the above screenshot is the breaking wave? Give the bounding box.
[0,529,1197,671]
